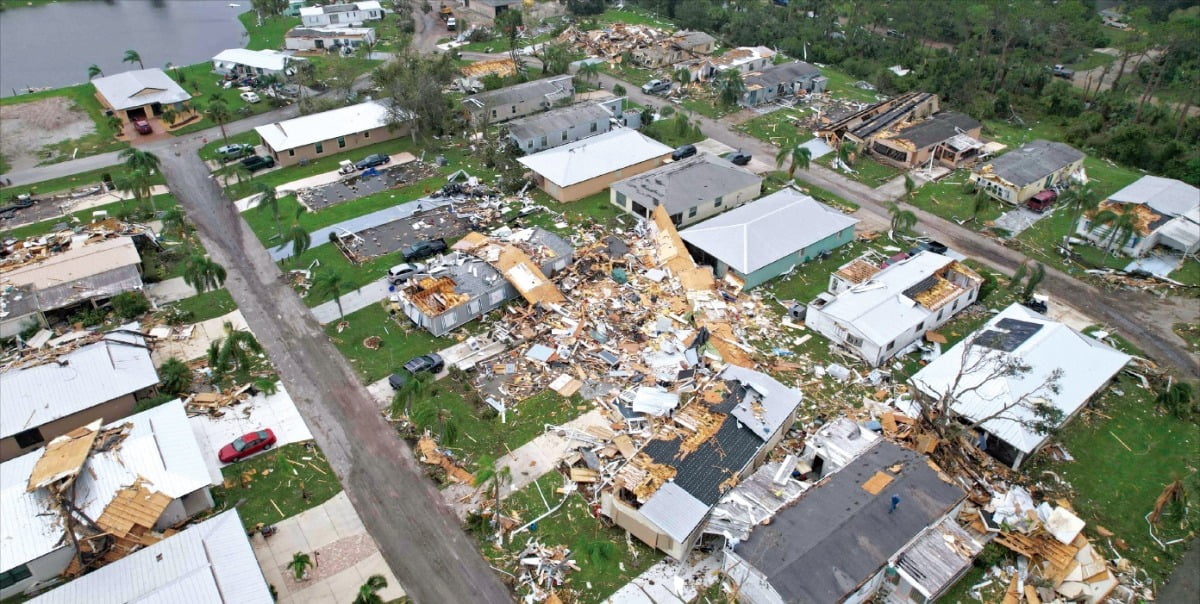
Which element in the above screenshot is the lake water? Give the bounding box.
[0,0,250,96]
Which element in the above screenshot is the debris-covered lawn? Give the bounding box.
[212,441,340,530]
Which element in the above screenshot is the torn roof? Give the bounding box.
[0,328,158,440]
[1,400,212,572]
[978,139,1085,187]
[1106,175,1199,218]
[721,365,802,439]
[452,229,570,306]
[26,421,101,492]
[28,510,273,604]
[892,516,985,600]
[464,75,574,111]
[732,440,965,603]
[611,153,763,216]
[911,303,1130,455]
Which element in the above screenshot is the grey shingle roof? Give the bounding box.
[744,61,821,90]
[611,154,762,215]
[506,102,613,141]
[984,139,1085,187]
[733,440,965,603]
[464,76,573,110]
[893,111,980,149]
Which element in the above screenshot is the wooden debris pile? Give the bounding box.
[183,383,254,416]
[416,435,474,484]
[515,540,579,601]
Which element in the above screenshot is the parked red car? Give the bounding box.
[133,118,153,135]
[218,429,277,463]
[1026,189,1058,213]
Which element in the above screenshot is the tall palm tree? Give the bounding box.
[1059,183,1099,248]
[182,255,227,293]
[577,60,602,85]
[412,399,459,445]
[285,224,312,264]
[160,207,187,239]
[775,144,812,178]
[389,372,432,419]
[903,174,917,199]
[217,322,264,374]
[313,271,346,318]
[887,201,918,234]
[255,183,282,239]
[353,575,389,604]
[473,456,512,505]
[717,68,745,107]
[123,49,144,70]
[87,64,104,80]
[113,167,154,212]
[837,140,857,169]
[1090,206,1139,257]
[206,101,233,142]
[119,148,161,173]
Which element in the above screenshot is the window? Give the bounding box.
[887,340,897,351]
[0,564,32,589]
[688,207,698,218]
[363,130,370,138]
[590,121,598,133]
[337,136,346,148]
[489,289,505,304]
[511,105,517,114]
[288,149,295,157]
[527,140,533,149]
[315,141,324,154]
[491,109,497,119]
[615,191,626,206]
[13,428,43,449]
[714,195,723,207]
[539,136,547,147]
[846,334,864,347]
[561,130,568,142]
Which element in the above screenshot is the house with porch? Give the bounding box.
[212,48,300,78]
[971,139,1085,205]
[610,153,762,227]
[285,25,377,52]
[1076,175,1200,257]
[91,69,191,131]
[680,188,858,289]
[868,111,983,169]
[739,61,826,107]
[255,100,410,167]
[299,1,382,27]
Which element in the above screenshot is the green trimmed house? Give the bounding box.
[679,189,858,289]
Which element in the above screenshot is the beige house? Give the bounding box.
[869,111,983,169]
[92,69,192,129]
[610,153,763,227]
[255,100,410,166]
[971,139,1085,204]
[463,75,575,125]
[518,128,672,202]
[0,329,158,461]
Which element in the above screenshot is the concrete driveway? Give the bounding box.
[251,491,406,603]
[188,384,316,478]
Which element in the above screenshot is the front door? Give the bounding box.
[315,39,325,49]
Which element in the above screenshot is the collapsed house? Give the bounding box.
[805,252,983,367]
[518,128,672,202]
[27,510,272,604]
[505,97,625,154]
[910,304,1130,469]
[556,24,716,69]
[0,236,144,338]
[0,328,158,462]
[679,188,859,289]
[601,366,802,560]
[609,153,764,227]
[818,91,941,147]
[284,25,377,52]
[722,434,972,603]
[739,61,827,107]
[705,46,776,78]
[392,227,573,336]
[970,139,1085,205]
[462,75,575,125]
[868,111,984,169]
[0,401,215,599]
[1076,175,1200,257]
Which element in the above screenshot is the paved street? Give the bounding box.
[154,144,509,604]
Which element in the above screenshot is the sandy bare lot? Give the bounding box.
[0,96,96,171]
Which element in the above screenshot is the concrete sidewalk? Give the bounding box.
[145,276,199,305]
[311,280,392,324]
[251,492,406,603]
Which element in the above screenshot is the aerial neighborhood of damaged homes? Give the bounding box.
[0,2,1196,604]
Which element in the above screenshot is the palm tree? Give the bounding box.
[158,357,192,395]
[105,114,124,136]
[255,182,283,239]
[312,271,346,318]
[161,106,177,128]
[473,456,512,505]
[123,49,145,70]
[182,255,227,293]
[969,190,991,224]
[716,68,745,107]
[887,201,918,235]
[389,372,432,419]
[113,168,154,212]
[411,399,459,445]
[673,66,692,89]
[217,323,264,374]
[775,144,812,179]
[87,64,104,80]
[206,100,233,142]
[285,224,312,264]
[577,60,602,85]
[353,575,389,604]
[1059,184,1100,248]
[161,207,187,239]
[287,552,313,581]
[837,141,857,169]
[119,148,161,173]
[1090,206,1138,257]
[903,174,917,199]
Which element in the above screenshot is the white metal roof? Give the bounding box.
[517,128,671,188]
[0,328,158,440]
[255,100,402,152]
[722,365,802,440]
[212,48,294,72]
[638,481,711,543]
[92,69,191,111]
[1,401,213,571]
[1107,175,1199,218]
[910,304,1130,454]
[2,237,141,291]
[679,189,858,275]
[817,251,956,346]
[301,0,380,16]
[28,510,272,604]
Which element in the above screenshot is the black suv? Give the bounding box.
[403,353,445,375]
[241,155,276,172]
[402,238,448,261]
[672,144,697,161]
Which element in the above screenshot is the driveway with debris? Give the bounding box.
[188,385,316,477]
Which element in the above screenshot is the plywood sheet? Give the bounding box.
[861,471,894,495]
[27,420,102,492]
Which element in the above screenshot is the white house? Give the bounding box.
[1076,175,1200,257]
[299,0,383,27]
[254,100,410,166]
[212,48,300,78]
[285,25,377,52]
[0,401,215,599]
[28,510,272,604]
[910,304,1130,469]
[806,251,983,366]
[518,128,672,202]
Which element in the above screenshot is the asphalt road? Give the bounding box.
[154,141,510,604]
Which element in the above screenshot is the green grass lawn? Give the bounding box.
[906,173,1006,226]
[1024,375,1200,582]
[2,165,152,200]
[593,7,675,28]
[766,240,868,303]
[679,96,734,120]
[816,153,902,187]
[285,244,405,308]
[323,303,454,383]
[169,63,281,136]
[478,472,663,603]
[199,131,261,162]
[640,114,705,148]
[166,288,239,323]
[212,441,342,530]
[239,12,300,51]
[0,82,129,166]
[980,117,1069,148]
[818,66,884,104]
[737,108,815,150]
[1174,322,1200,354]
[603,62,656,87]
[790,179,861,211]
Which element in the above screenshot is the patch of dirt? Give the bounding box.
[0,96,96,171]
